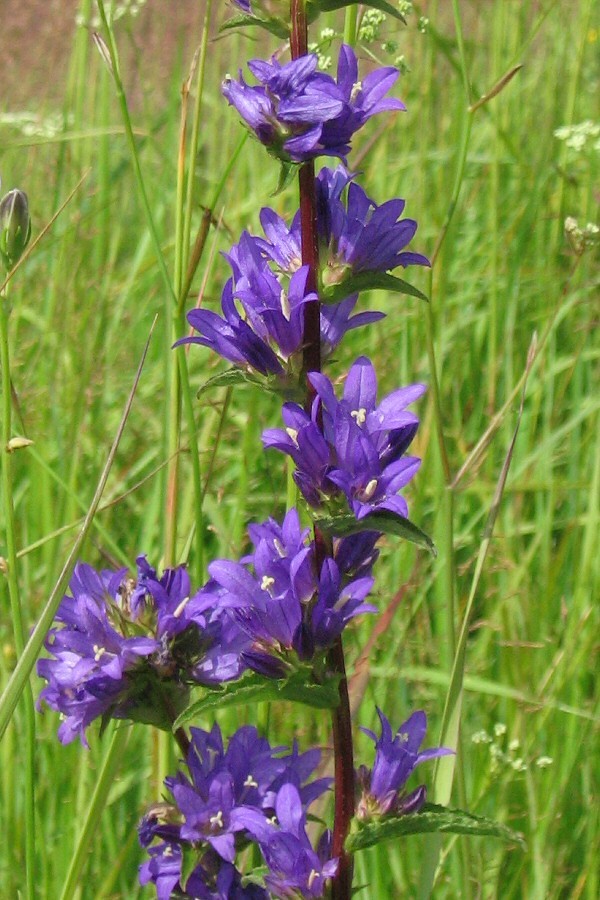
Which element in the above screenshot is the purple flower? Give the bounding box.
[263,356,425,519]
[139,724,331,897]
[37,559,248,745]
[261,784,338,898]
[223,46,403,163]
[257,165,429,287]
[139,842,268,900]
[177,228,380,380]
[36,563,158,747]
[204,508,376,673]
[356,709,453,819]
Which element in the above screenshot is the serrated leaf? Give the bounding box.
[322,271,429,305]
[278,670,341,708]
[174,672,339,730]
[345,803,526,854]
[308,1,406,23]
[315,510,436,556]
[220,13,289,41]
[196,367,262,397]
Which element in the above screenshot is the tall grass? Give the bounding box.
[0,0,598,896]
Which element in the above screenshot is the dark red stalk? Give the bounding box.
[290,4,354,897]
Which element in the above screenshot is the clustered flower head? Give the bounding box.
[356,709,453,819]
[37,558,248,746]
[205,508,377,676]
[177,164,428,387]
[263,356,425,520]
[139,723,337,899]
[223,45,404,163]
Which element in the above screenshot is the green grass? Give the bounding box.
[0,1,598,897]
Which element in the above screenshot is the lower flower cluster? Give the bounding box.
[139,723,337,899]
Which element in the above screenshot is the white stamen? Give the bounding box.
[285,427,299,447]
[173,596,190,618]
[93,644,106,662]
[274,538,286,558]
[363,478,378,500]
[244,774,258,788]
[350,80,363,102]
[308,870,319,889]
[351,407,367,426]
[261,575,275,592]
[280,289,291,321]
[210,810,224,830]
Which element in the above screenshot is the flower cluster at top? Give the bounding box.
[139,722,337,899]
[223,44,404,164]
[263,356,424,520]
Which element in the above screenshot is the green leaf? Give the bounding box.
[345,804,526,854]
[278,669,341,708]
[322,271,429,305]
[314,510,436,556]
[273,160,299,196]
[196,367,263,397]
[308,1,406,23]
[220,13,289,41]
[174,671,340,730]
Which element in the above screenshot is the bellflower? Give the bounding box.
[37,559,248,746]
[261,784,338,899]
[222,45,403,163]
[204,508,376,674]
[177,227,381,380]
[356,709,453,819]
[140,724,331,896]
[263,356,425,519]
[257,165,429,288]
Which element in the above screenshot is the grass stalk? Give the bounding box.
[0,280,36,898]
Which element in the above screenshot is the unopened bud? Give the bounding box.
[7,436,34,452]
[0,189,31,270]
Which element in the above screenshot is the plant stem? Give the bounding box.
[0,282,36,900]
[290,3,354,897]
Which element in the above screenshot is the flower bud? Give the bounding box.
[0,189,31,270]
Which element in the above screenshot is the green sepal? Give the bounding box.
[174,670,341,730]
[180,843,201,892]
[345,803,526,854]
[273,160,299,196]
[314,510,436,556]
[322,271,429,305]
[220,13,289,41]
[308,0,406,23]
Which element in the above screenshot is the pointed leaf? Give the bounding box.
[220,13,289,41]
[174,671,339,730]
[314,510,436,556]
[308,1,406,23]
[196,367,264,397]
[345,803,526,854]
[278,670,341,708]
[322,271,429,305]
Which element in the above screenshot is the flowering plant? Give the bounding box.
[31,4,522,898]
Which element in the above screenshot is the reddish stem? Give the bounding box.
[290,4,354,897]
